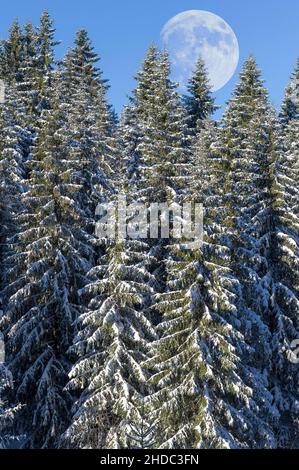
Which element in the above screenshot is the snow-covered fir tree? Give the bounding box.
[34,10,59,112]
[280,59,299,127]
[120,45,161,185]
[0,81,27,316]
[211,56,281,444]
[0,91,95,448]
[65,235,156,448]
[0,13,58,173]
[0,359,22,449]
[0,20,23,83]
[146,91,278,448]
[0,20,33,157]
[60,29,118,203]
[183,56,218,134]
[64,46,164,449]
[271,61,299,447]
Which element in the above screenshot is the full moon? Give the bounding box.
[161,10,239,92]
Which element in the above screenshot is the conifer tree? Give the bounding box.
[17,22,39,128]
[0,360,21,449]
[65,236,156,448]
[61,29,118,206]
[36,11,58,78]
[146,105,277,448]
[184,57,218,133]
[120,45,161,184]
[0,82,26,311]
[280,59,299,126]
[23,11,59,119]
[271,62,299,447]
[0,90,96,447]
[0,20,23,83]
[218,56,276,346]
[65,47,189,449]
[212,56,280,444]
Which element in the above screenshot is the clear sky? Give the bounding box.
[1,0,299,116]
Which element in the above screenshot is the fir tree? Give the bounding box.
[61,29,118,205]
[213,56,280,444]
[0,360,21,449]
[59,30,125,449]
[120,45,161,185]
[280,59,299,126]
[271,64,299,447]
[1,91,95,447]
[146,109,277,448]
[65,47,189,449]
[0,82,26,312]
[65,237,156,448]
[0,20,23,83]
[184,57,218,134]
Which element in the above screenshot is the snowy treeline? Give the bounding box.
[0,12,298,449]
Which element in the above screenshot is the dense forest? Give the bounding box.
[0,11,298,449]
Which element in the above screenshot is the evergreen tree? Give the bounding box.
[271,64,299,447]
[61,29,118,204]
[213,56,280,444]
[0,91,96,447]
[280,59,299,126]
[0,82,26,312]
[120,45,161,185]
[36,11,58,79]
[17,21,39,127]
[0,359,21,449]
[58,30,126,448]
[184,57,218,134]
[65,47,189,449]
[0,20,23,83]
[146,105,277,448]
[65,237,156,448]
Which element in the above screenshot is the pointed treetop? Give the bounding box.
[157,49,172,80]
[8,18,22,37]
[38,10,57,41]
[62,29,108,93]
[280,58,299,125]
[135,44,159,81]
[23,21,37,55]
[0,19,23,80]
[223,54,269,125]
[130,44,160,113]
[37,10,59,73]
[184,56,218,131]
[236,54,267,93]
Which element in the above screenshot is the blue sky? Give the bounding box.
[1,0,299,116]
